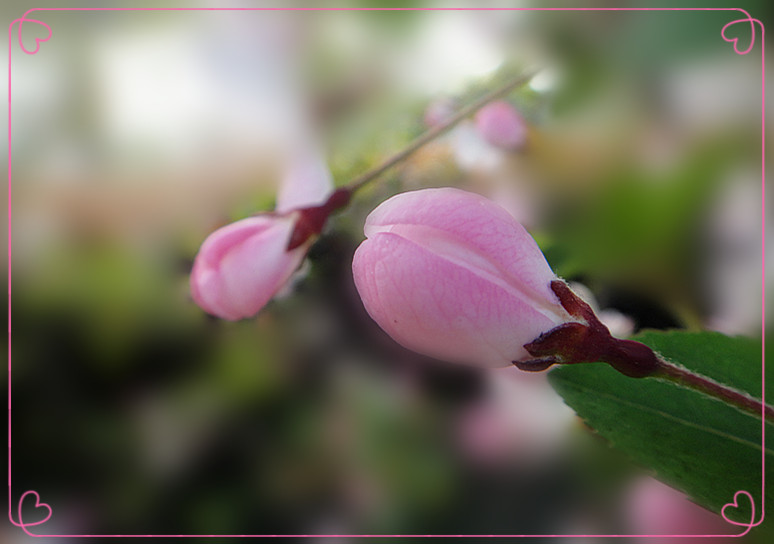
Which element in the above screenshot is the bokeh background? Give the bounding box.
[3,0,771,540]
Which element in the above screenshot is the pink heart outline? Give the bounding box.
[15,16,52,55]
[721,17,756,55]
[17,490,53,534]
[720,490,756,536]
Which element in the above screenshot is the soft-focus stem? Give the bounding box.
[345,69,537,193]
[653,360,774,420]
[289,70,537,249]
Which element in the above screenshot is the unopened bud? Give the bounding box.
[352,188,571,366]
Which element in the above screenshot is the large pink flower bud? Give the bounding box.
[474,100,528,151]
[190,213,309,321]
[352,188,572,367]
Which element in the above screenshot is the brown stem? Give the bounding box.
[653,360,774,420]
[345,69,537,193]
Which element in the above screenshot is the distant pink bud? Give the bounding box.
[474,101,528,151]
[352,188,571,367]
[423,98,456,128]
[190,213,307,320]
[626,477,728,537]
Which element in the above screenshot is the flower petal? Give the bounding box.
[364,188,562,317]
[191,214,306,320]
[353,230,561,366]
[275,145,334,213]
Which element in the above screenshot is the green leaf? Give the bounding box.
[548,330,769,523]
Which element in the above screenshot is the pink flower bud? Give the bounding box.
[474,100,528,151]
[352,188,571,367]
[190,145,341,321]
[423,98,456,128]
[190,213,308,320]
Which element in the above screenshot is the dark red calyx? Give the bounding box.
[286,188,352,251]
[513,356,559,372]
[514,280,660,378]
[602,338,660,378]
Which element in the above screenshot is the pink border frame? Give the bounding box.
[6,6,766,539]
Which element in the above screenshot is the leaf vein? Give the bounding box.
[563,382,772,455]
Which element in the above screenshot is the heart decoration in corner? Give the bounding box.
[17,490,52,534]
[720,16,756,55]
[720,490,756,536]
[14,15,52,55]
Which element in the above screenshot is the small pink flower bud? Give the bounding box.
[190,145,345,321]
[474,100,528,151]
[352,188,572,367]
[190,213,308,321]
[423,98,456,128]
